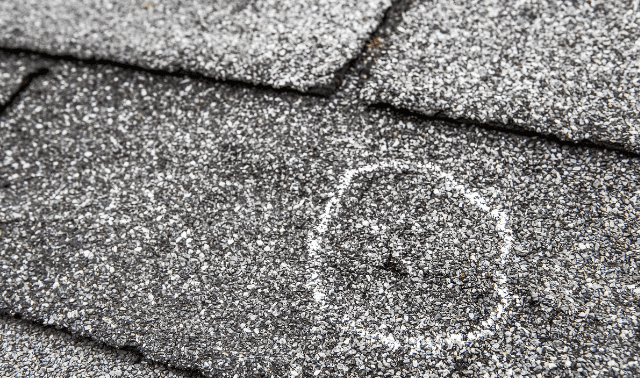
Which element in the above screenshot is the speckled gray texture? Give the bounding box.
[0,51,52,106]
[1,61,639,377]
[361,0,640,153]
[0,0,391,93]
[0,315,199,378]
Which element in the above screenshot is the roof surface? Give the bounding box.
[0,0,391,93]
[1,1,639,377]
[361,0,640,152]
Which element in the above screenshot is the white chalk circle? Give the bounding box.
[304,159,514,363]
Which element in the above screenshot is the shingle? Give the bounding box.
[0,0,391,93]
[0,61,638,377]
[361,0,640,153]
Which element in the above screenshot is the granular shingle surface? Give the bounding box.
[361,0,640,153]
[1,60,639,377]
[0,315,198,377]
[0,0,391,93]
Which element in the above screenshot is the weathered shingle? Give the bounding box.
[361,0,640,152]
[1,59,638,377]
[0,0,391,93]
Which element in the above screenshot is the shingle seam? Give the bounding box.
[0,47,325,99]
[370,101,640,159]
[3,46,638,160]
[0,66,49,116]
[353,0,416,81]
[306,0,414,96]
[0,0,409,99]
[0,312,207,378]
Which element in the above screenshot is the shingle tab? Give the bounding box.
[1,61,638,376]
[0,0,391,93]
[361,0,640,152]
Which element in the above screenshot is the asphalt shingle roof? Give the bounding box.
[0,0,391,93]
[1,59,638,377]
[361,0,640,153]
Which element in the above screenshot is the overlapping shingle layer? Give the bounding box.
[361,0,640,152]
[0,0,391,93]
[1,60,638,376]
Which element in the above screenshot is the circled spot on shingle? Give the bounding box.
[305,159,514,355]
